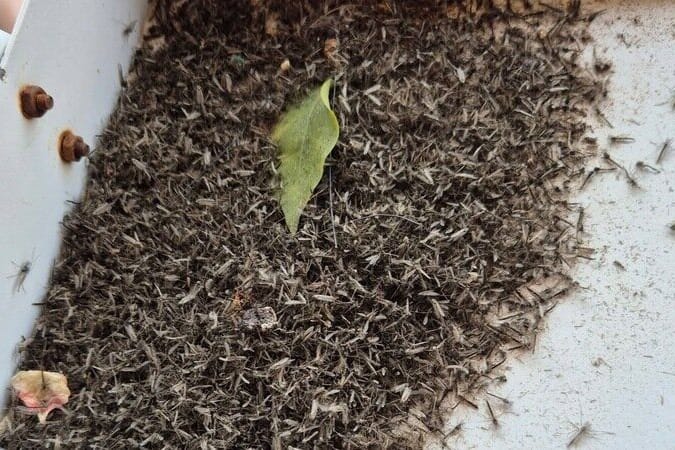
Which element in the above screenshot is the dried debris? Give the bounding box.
[279,58,291,73]
[240,306,278,331]
[1,0,603,448]
[323,38,338,60]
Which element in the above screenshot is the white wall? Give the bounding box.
[0,30,8,54]
[0,0,147,409]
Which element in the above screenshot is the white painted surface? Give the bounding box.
[0,30,8,55]
[429,2,675,449]
[0,0,146,408]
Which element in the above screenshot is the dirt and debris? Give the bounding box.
[240,306,278,332]
[1,1,603,448]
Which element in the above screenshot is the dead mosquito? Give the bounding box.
[609,135,634,145]
[567,421,592,448]
[485,399,499,428]
[456,394,478,410]
[11,262,31,294]
[656,139,671,165]
[486,391,512,406]
[594,107,613,128]
[439,422,463,445]
[592,48,611,73]
[580,166,616,189]
[9,251,37,294]
[603,152,639,187]
[616,33,632,47]
[446,422,462,438]
[123,20,137,37]
[576,207,585,236]
[117,63,126,89]
[564,405,614,448]
[635,161,660,173]
[612,260,626,271]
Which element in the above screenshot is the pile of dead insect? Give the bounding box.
[1,1,603,448]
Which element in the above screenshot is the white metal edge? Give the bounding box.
[0,0,148,415]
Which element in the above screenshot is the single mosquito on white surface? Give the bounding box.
[567,421,593,448]
[563,404,615,448]
[7,249,37,294]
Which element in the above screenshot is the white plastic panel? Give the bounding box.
[0,30,8,54]
[0,0,147,408]
[430,1,675,449]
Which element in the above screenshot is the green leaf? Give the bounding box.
[271,79,339,234]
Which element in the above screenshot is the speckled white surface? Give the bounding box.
[428,2,675,449]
